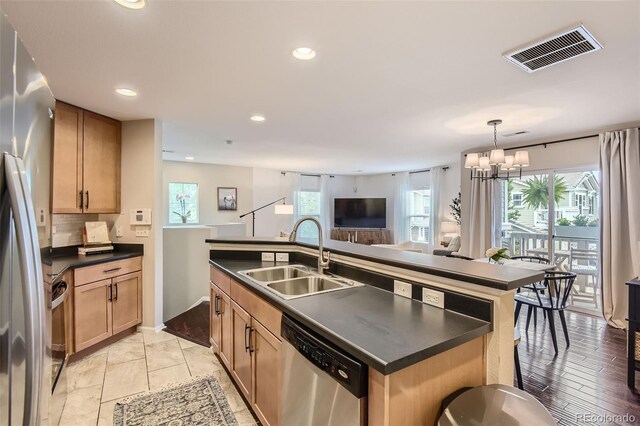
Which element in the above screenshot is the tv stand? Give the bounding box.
[331,228,391,245]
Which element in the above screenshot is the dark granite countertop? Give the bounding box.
[42,244,144,280]
[206,236,544,291]
[210,258,491,375]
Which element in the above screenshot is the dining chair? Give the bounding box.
[568,247,599,308]
[515,271,577,355]
[514,324,523,390]
[511,256,551,331]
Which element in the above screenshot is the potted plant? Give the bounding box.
[173,193,191,223]
[486,247,510,264]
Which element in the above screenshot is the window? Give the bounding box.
[408,189,430,243]
[512,193,523,208]
[296,191,321,239]
[574,194,586,207]
[168,182,199,224]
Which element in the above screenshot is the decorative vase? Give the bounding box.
[181,216,187,224]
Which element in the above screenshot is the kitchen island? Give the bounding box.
[207,237,543,425]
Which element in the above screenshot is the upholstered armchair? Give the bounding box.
[432,235,461,256]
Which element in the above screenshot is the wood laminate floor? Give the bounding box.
[516,308,640,425]
[163,301,211,347]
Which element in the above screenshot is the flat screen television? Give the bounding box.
[334,198,386,228]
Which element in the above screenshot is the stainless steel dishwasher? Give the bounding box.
[281,315,367,426]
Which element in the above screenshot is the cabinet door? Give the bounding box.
[82,111,121,213]
[111,272,142,335]
[231,301,252,401]
[74,279,112,351]
[252,321,281,426]
[210,284,221,353]
[219,291,232,369]
[52,101,83,213]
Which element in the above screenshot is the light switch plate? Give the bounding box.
[135,227,150,237]
[261,252,275,262]
[394,280,412,298]
[275,253,289,262]
[423,288,445,309]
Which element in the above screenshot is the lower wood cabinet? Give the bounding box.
[210,266,281,426]
[252,320,281,426]
[210,282,232,369]
[74,259,142,352]
[231,301,253,401]
[74,279,113,351]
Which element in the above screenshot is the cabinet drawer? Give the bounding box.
[210,266,231,295]
[75,257,142,286]
[231,279,281,339]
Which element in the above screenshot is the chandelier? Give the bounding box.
[464,119,529,181]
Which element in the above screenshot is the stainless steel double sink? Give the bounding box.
[238,265,363,299]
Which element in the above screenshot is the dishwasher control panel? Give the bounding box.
[282,314,367,398]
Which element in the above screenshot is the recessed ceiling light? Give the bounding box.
[115,88,137,97]
[250,115,266,122]
[114,0,145,10]
[292,47,316,60]
[226,140,234,145]
[185,156,195,161]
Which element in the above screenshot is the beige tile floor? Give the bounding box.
[60,329,257,426]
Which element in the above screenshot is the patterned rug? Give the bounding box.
[113,376,239,425]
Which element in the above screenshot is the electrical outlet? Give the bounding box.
[275,253,289,262]
[135,227,150,237]
[261,252,275,262]
[394,280,412,299]
[422,288,445,309]
[116,225,123,238]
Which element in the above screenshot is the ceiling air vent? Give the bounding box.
[503,25,602,73]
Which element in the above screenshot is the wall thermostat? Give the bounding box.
[130,209,152,225]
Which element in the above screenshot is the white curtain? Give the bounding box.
[289,172,302,229]
[320,175,332,241]
[600,128,640,328]
[393,172,410,243]
[467,177,500,258]
[429,167,442,249]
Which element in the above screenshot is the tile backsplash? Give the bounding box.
[52,214,99,247]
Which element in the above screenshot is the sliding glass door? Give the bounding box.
[499,168,601,314]
[552,170,600,313]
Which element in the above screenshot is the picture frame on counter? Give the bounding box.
[217,187,237,211]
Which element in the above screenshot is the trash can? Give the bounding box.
[438,384,555,426]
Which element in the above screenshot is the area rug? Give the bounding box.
[113,376,239,425]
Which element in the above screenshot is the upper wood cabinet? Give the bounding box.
[52,101,121,214]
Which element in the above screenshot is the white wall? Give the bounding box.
[100,119,163,329]
[460,136,599,255]
[162,161,253,235]
[252,168,294,237]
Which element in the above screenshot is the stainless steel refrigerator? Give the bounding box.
[0,11,56,426]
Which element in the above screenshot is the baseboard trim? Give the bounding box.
[138,324,166,333]
[188,296,210,310]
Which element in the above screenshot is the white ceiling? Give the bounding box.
[3,1,639,174]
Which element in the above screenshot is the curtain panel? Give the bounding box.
[600,128,640,329]
[393,172,410,243]
[467,177,500,259]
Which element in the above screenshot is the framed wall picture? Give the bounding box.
[217,187,237,211]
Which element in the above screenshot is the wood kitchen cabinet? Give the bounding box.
[209,266,282,426]
[252,320,281,426]
[52,101,121,214]
[73,258,142,352]
[231,300,253,401]
[210,282,232,369]
[74,278,113,351]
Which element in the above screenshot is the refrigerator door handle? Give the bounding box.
[4,153,45,425]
